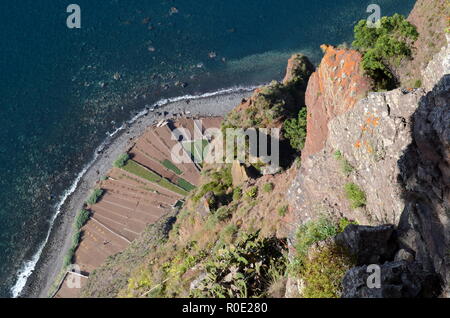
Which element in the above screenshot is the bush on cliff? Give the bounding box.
[292,217,356,298]
[301,243,354,298]
[283,107,307,151]
[192,164,232,204]
[190,231,287,298]
[353,14,418,89]
[344,183,367,209]
[114,153,130,168]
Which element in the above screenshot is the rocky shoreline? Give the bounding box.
[20,89,252,298]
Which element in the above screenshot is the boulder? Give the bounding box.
[231,160,249,187]
[342,261,442,298]
[335,224,398,265]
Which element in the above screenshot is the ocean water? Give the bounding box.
[0,0,415,297]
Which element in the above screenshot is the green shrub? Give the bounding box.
[86,188,104,205]
[245,186,258,200]
[215,206,233,221]
[72,231,82,246]
[63,230,84,268]
[74,209,90,230]
[353,14,419,89]
[341,160,354,176]
[263,183,274,193]
[338,218,358,233]
[190,232,287,298]
[278,205,288,217]
[63,252,73,268]
[344,183,367,209]
[333,150,343,160]
[114,153,130,168]
[413,79,422,88]
[283,107,307,150]
[295,217,339,263]
[232,187,242,201]
[193,165,233,202]
[301,243,354,298]
[292,217,356,297]
[220,224,238,243]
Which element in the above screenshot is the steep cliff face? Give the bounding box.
[225,53,314,130]
[398,0,449,87]
[289,87,426,225]
[79,1,449,299]
[302,45,372,158]
[288,27,449,296]
[80,56,315,298]
[396,67,450,296]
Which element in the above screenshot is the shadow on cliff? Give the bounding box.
[395,74,449,296]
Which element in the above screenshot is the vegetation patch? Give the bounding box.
[301,243,354,298]
[294,217,339,264]
[263,182,274,193]
[244,186,258,200]
[63,230,84,268]
[122,160,188,196]
[333,150,354,176]
[176,178,196,192]
[344,183,367,209]
[283,107,307,151]
[278,205,288,217]
[190,231,287,298]
[193,165,232,203]
[86,188,104,205]
[214,205,236,222]
[353,14,419,89]
[219,223,239,244]
[413,79,422,88]
[292,217,356,298]
[74,209,90,230]
[114,153,130,168]
[161,159,182,175]
[232,187,242,201]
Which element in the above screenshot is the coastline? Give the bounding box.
[19,87,254,298]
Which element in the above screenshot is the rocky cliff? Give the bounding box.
[81,0,449,299]
[287,30,449,298]
[398,0,449,87]
[302,45,372,157]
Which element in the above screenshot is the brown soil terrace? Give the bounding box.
[54,117,222,298]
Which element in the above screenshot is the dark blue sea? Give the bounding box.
[0,0,415,297]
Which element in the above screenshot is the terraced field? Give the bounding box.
[54,117,222,298]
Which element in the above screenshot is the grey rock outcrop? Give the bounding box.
[336,225,397,266]
[422,34,450,91]
[287,25,449,298]
[342,261,442,298]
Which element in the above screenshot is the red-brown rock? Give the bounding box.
[302,45,372,158]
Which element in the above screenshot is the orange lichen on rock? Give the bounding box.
[302,45,372,158]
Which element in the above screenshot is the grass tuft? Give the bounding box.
[344,183,367,209]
